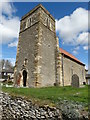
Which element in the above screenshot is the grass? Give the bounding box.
[2,85,88,106]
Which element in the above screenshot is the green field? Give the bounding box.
[2,85,88,106]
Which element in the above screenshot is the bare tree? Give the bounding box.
[0,59,5,79]
[0,59,14,70]
[0,59,14,79]
[0,59,5,70]
[5,60,13,70]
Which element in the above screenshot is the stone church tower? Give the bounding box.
[14,4,60,87]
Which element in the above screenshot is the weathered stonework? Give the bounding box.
[15,4,59,87]
[59,52,86,86]
[14,4,86,88]
[55,37,61,86]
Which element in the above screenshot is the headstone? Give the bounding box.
[71,74,79,88]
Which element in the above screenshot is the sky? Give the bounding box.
[1,1,89,69]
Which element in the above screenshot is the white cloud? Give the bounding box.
[8,40,18,47]
[72,46,80,55]
[72,50,78,55]
[76,32,88,46]
[85,64,88,70]
[0,0,16,17]
[75,46,80,50]
[0,1,20,45]
[56,7,89,50]
[83,46,88,50]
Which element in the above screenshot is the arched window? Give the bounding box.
[24,58,28,66]
[47,18,50,28]
[23,22,26,30]
[27,17,32,27]
[29,17,32,26]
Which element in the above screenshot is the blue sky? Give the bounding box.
[1,2,88,69]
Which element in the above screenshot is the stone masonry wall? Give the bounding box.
[15,23,39,87]
[0,92,62,120]
[15,4,59,87]
[60,55,86,86]
[38,22,56,87]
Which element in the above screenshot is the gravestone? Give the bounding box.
[71,74,79,88]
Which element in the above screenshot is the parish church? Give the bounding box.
[14,4,86,88]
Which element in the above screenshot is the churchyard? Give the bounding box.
[1,84,89,119]
[1,3,89,119]
[2,85,88,106]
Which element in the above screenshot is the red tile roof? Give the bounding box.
[59,48,85,66]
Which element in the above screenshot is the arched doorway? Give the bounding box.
[71,74,79,88]
[23,70,27,87]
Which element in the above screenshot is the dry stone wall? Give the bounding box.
[0,92,88,120]
[0,92,62,120]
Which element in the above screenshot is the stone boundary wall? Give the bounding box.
[0,92,62,120]
[0,92,88,120]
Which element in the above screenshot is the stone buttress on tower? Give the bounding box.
[14,4,60,87]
